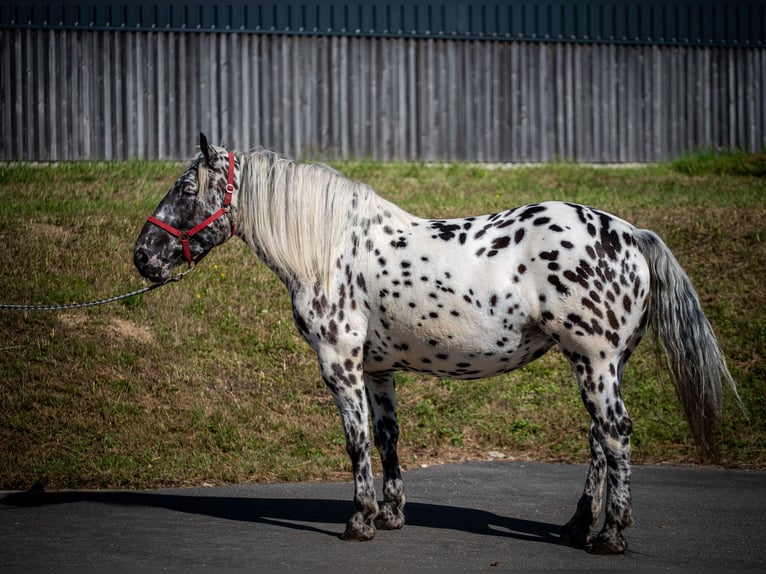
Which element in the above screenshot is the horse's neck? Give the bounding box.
[237,158,420,294]
[360,194,421,231]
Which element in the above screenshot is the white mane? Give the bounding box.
[236,150,411,292]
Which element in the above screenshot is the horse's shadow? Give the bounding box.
[1,488,561,544]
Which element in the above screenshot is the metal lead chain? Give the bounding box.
[0,267,195,311]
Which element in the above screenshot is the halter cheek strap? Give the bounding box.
[147,152,236,267]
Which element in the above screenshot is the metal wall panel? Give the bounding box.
[1,29,764,162]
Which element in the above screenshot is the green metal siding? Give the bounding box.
[2,1,763,46]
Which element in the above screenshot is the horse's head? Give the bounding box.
[134,133,238,282]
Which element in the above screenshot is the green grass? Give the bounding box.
[1,152,764,490]
[671,148,766,177]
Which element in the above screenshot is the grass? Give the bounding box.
[0,151,764,490]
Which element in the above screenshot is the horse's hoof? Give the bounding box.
[340,514,376,541]
[558,521,591,549]
[374,503,405,530]
[586,534,627,555]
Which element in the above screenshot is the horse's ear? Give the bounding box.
[200,132,212,165]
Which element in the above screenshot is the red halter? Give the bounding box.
[147,152,236,267]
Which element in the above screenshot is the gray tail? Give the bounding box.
[633,229,741,459]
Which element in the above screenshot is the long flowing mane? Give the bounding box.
[237,150,412,292]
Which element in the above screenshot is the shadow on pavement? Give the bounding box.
[1,489,561,544]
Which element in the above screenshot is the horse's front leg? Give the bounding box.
[318,350,378,541]
[365,371,406,531]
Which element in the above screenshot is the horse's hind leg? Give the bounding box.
[559,422,607,549]
[562,353,634,554]
[365,371,406,530]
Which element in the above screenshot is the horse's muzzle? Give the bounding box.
[134,246,172,283]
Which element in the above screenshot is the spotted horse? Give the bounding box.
[135,134,739,554]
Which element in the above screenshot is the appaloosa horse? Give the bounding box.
[134,134,738,554]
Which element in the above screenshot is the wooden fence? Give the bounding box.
[1,28,764,162]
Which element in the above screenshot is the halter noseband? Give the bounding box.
[146,152,237,267]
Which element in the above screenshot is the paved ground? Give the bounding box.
[2,460,764,569]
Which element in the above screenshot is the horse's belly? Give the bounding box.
[364,307,554,379]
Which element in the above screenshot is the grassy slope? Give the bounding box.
[0,154,764,489]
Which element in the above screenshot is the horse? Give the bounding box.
[134,133,739,554]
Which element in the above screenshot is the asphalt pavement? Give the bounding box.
[2,460,764,569]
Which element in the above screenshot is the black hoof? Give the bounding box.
[558,520,591,549]
[586,534,627,555]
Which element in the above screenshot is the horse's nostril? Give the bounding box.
[134,248,149,267]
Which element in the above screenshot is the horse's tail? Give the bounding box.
[633,228,741,460]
